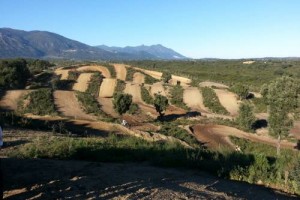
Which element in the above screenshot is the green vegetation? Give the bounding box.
[67,70,80,80]
[27,59,53,74]
[170,85,188,110]
[201,87,229,115]
[125,67,138,81]
[159,123,199,147]
[144,74,158,84]
[236,102,256,132]
[102,63,116,78]
[115,80,126,93]
[154,94,169,117]
[113,93,133,115]
[0,59,31,89]
[76,92,106,117]
[162,71,172,83]
[86,72,103,97]
[252,97,268,113]
[18,88,57,116]
[231,84,250,100]
[263,76,300,142]
[128,103,139,115]
[141,85,153,104]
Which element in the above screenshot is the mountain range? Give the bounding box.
[0,28,187,60]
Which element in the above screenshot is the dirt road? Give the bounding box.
[53,90,96,121]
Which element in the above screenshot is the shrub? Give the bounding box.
[170,85,188,110]
[115,80,126,93]
[102,63,116,78]
[113,93,132,115]
[141,85,153,104]
[128,103,139,115]
[236,102,256,132]
[76,92,105,117]
[86,72,103,97]
[201,87,229,115]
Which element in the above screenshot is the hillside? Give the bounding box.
[0,28,186,60]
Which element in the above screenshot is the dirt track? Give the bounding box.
[133,72,145,84]
[97,97,119,117]
[113,64,127,81]
[183,87,209,112]
[0,90,31,111]
[150,82,166,96]
[53,90,96,121]
[192,124,296,150]
[133,67,162,79]
[98,78,117,98]
[54,68,70,80]
[3,158,296,200]
[77,65,111,78]
[199,81,229,89]
[72,73,93,92]
[169,75,191,86]
[214,89,239,116]
[124,83,143,103]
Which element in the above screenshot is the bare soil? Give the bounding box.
[54,68,70,80]
[124,83,143,103]
[2,158,296,200]
[150,82,166,96]
[113,63,127,81]
[0,90,31,111]
[72,73,93,92]
[97,97,119,118]
[133,72,145,84]
[199,81,229,89]
[98,78,117,98]
[214,89,239,116]
[77,65,111,78]
[169,75,191,86]
[53,90,96,121]
[183,87,209,113]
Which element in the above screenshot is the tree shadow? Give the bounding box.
[252,119,268,130]
[1,140,28,149]
[157,111,201,122]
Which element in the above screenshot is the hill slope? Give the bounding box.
[0,28,187,60]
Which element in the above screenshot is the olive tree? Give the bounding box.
[153,94,169,118]
[113,93,133,115]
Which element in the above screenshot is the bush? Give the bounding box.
[115,80,126,93]
[76,92,105,117]
[113,93,132,115]
[231,84,250,100]
[141,85,153,104]
[128,103,139,115]
[102,63,116,78]
[86,72,103,97]
[162,72,172,83]
[236,102,256,132]
[170,85,188,110]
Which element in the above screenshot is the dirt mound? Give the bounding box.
[97,97,119,117]
[3,159,295,199]
[169,75,191,86]
[133,72,145,84]
[98,78,117,98]
[214,89,239,116]
[150,82,166,96]
[77,65,111,78]
[183,87,209,112]
[72,73,93,92]
[192,124,296,150]
[124,83,143,103]
[113,63,127,81]
[0,90,31,111]
[54,68,70,80]
[199,81,229,89]
[133,67,162,79]
[53,90,96,121]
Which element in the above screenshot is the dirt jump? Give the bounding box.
[133,72,145,84]
[133,67,162,80]
[199,81,229,89]
[113,63,127,81]
[54,68,70,80]
[183,87,209,113]
[72,73,94,92]
[192,124,296,150]
[124,83,143,103]
[98,78,117,98]
[150,82,166,96]
[0,90,31,111]
[77,65,111,78]
[97,97,119,118]
[214,89,239,116]
[169,75,191,87]
[53,90,96,121]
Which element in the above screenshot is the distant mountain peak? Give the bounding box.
[0,28,187,60]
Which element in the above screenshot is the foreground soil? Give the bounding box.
[2,158,297,200]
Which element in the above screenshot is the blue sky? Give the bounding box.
[1,0,300,58]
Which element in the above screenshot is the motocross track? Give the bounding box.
[183,87,209,113]
[192,124,296,150]
[0,90,31,111]
[199,81,229,89]
[133,67,162,79]
[54,68,70,80]
[97,97,119,117]
[113,63,127,81]
[133,72,145,84]
[150,82,166,96]
[72,73,93,92]
[169,75,191,87]
[53,90,96,121]
[98,78,117,98]
[124,83,143,103]
[77,65,111,78]
[214,89,239,116]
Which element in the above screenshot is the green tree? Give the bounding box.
[236,102,256,132]
[231,84,250,100]
[153,94,168,117]
[113,93,132,115]
[264,76,300,155]
[162,72,172,83]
